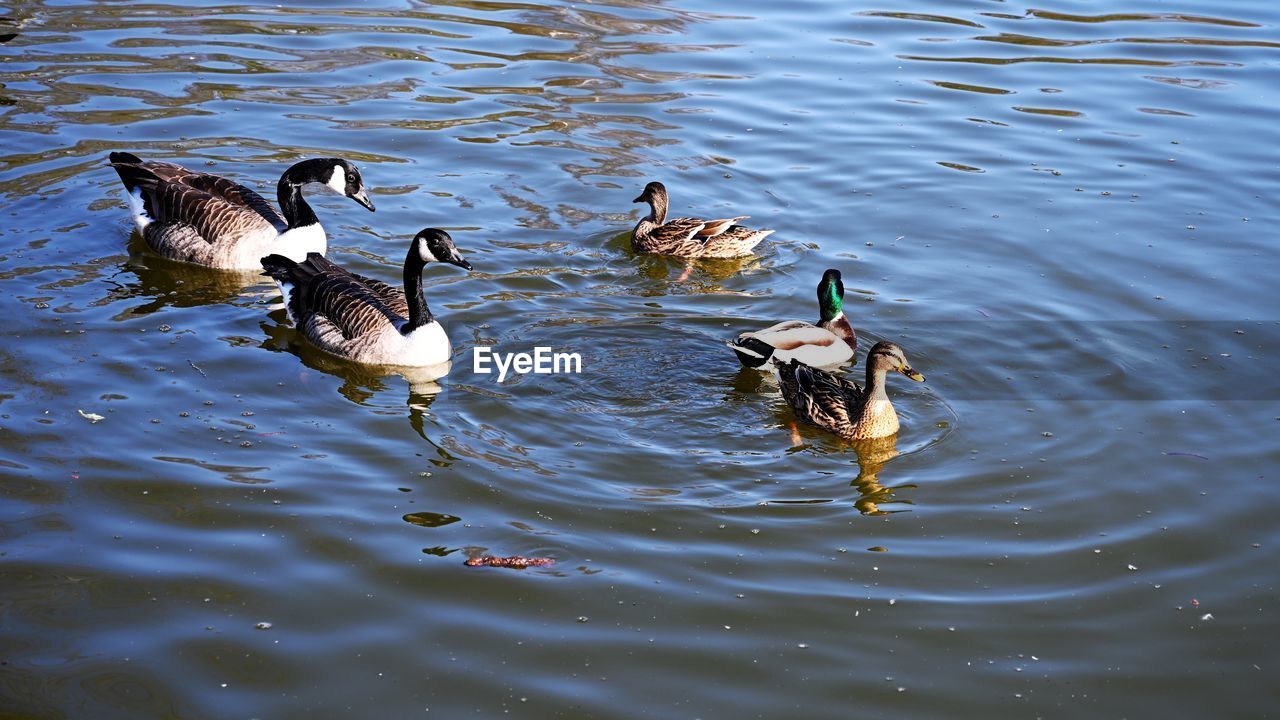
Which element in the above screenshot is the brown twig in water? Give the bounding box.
[465,555,555,569]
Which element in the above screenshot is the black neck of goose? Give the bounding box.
[401,248,433,334]
[277,177,319,230]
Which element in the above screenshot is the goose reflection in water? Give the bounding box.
[104,246,265,318]
[260,316,449,403]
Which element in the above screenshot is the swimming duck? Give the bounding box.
[260,228,471,367]
[773,341,924,440]
[108,152,375,270]
[631,181,773,258]
[728,268,856,369]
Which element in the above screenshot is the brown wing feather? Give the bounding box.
[634,216,705,255]
[694,216,748,237]
[293,256,405,340]
[146,180,279,246]
[181,173,285,228]
[111,156,285,234]
[699,225,772,258]
[777,359,863,436]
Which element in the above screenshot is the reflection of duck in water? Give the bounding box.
[774,341,924,441]
[631,181,772,258]
[261,228,471,371]
[846,436,916,516]
[728,269,856,369]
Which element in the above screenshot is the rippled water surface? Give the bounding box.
[2,1,1278,717]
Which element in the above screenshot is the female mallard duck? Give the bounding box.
[108,152,375,270]
[260,228,471,367]
[728,268,856,369]
[773,341,925,440]
[631,181,773,258]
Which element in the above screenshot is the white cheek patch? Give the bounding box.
[418,244,438,263]
[326,164,347,195]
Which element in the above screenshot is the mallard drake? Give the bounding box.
[773,341,925,440]
[108,152,375,270]
[631,181,773,258]
[728,268,856,369]
[260,228,471,367]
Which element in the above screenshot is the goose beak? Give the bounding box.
[351,188,375,212]
[448,254,472,271]
[900,365,925,382]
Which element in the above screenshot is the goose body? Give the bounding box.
[729,268,856,369]
[773,341,925,440]
[108,152,375,270]
[631,181,773,258]
[261,228,471,367]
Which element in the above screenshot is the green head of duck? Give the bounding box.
[818,268,845,323]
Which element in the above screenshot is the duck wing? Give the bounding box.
[776,358,862,434]
[109,153,286,237]
[699,224,772,258]
[263,253,404,340]
[694,215,748,237]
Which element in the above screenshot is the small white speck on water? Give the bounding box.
[1200,613,1214,621]
[1127,564,1138,571]
[797,643,809,649]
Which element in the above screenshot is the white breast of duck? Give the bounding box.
[366,319,452,367]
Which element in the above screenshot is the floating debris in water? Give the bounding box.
[255,621,273,630]
[465,555,554,569]
[1163,451,1209,460]
[77,409,104,423]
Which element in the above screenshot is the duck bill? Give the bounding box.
[632,192,648,203]
[351,189,376,212]
[900,366,925,382]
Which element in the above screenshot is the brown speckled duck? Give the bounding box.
[773,341,925,440]
[631,181,773,258]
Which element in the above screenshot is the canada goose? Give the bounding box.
[631,181,773,258]
[773,341,925,440]
[260,228,472,367]
[729,268,857,369]
[108,152,375,269]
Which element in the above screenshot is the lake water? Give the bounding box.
[2,1,1278,717]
